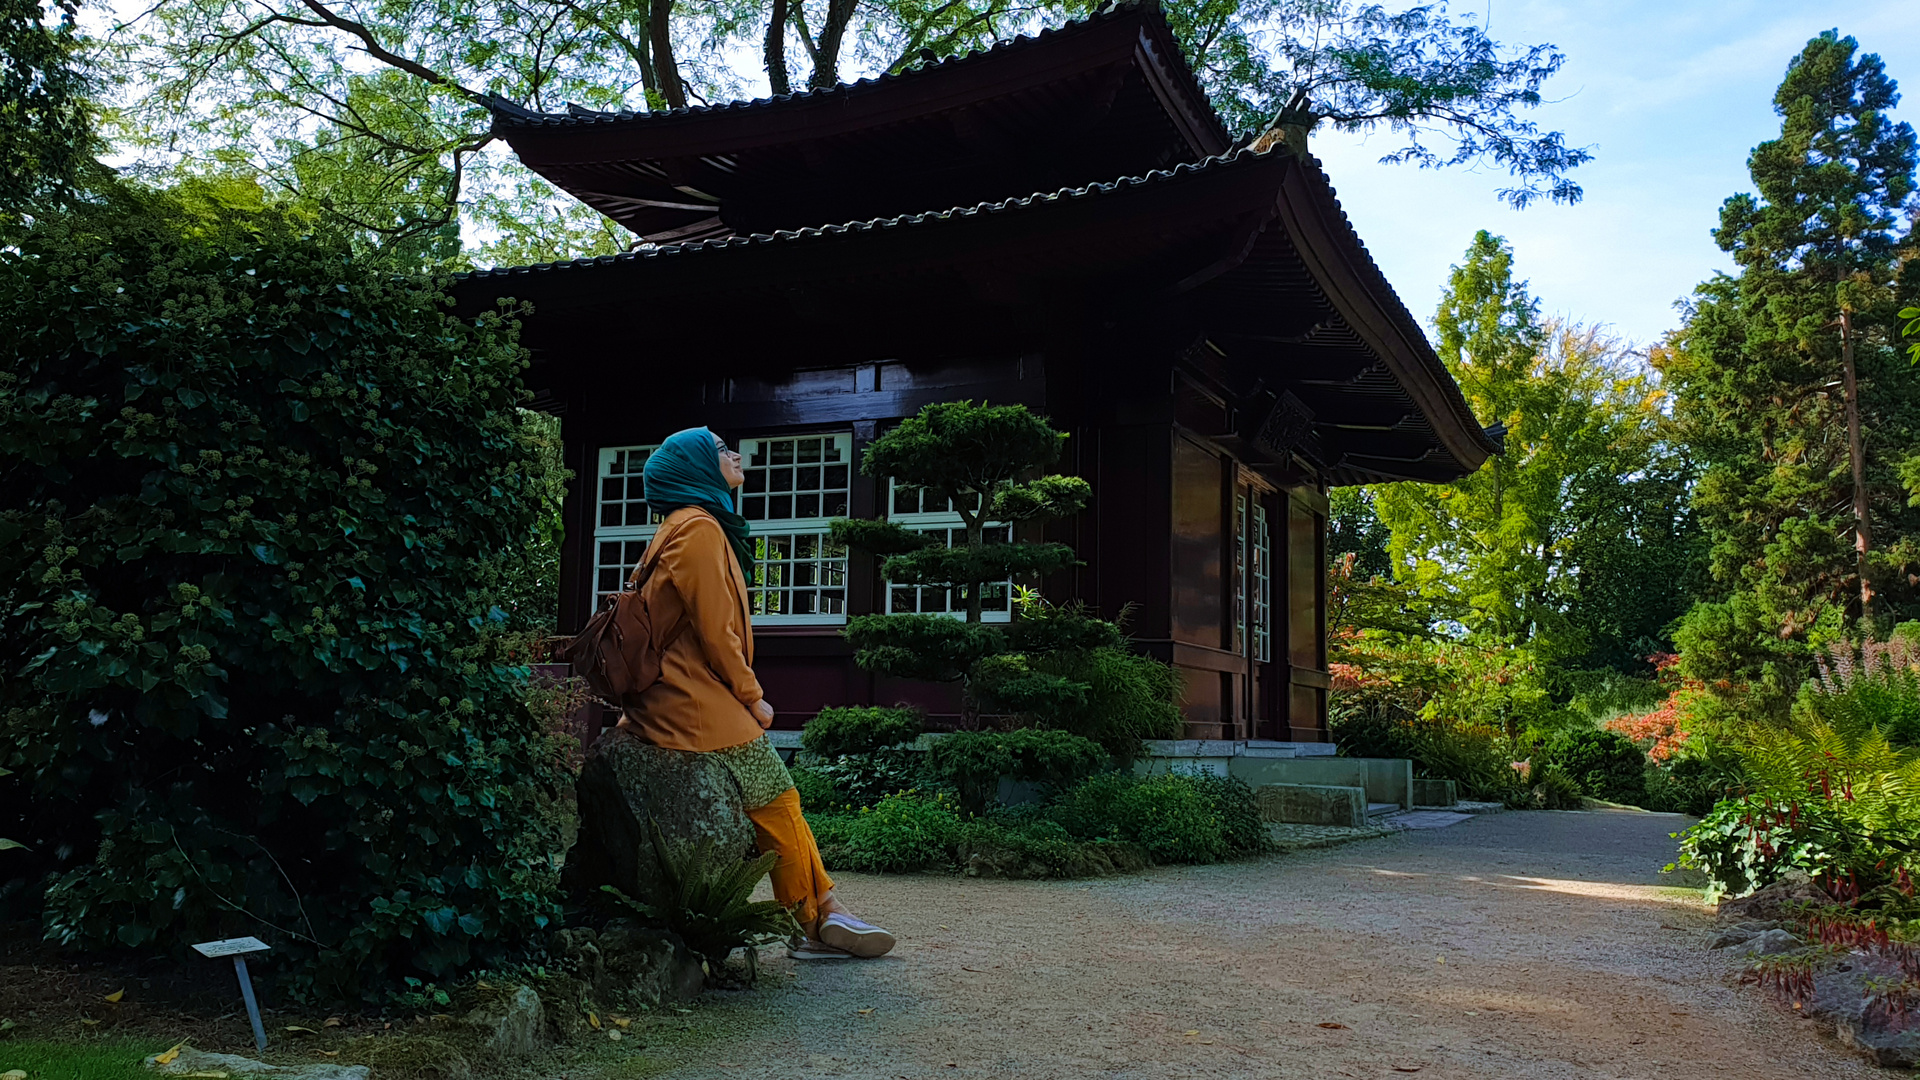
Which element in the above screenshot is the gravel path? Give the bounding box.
[609,810,1879,1080]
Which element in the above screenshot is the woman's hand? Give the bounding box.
[752,699,775,729]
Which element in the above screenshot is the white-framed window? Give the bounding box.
[884,483,1014,622]
[1251,501,1272,663]
[592,436,853,624]
[593,445,664,607]
[739,434,852,624]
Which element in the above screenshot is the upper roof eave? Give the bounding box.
[486,0,1230,162]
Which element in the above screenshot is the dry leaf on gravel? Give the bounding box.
[587,1012,601,1030]
[315,1051,339,1058]
[104,990,125,1003]
[1316,1023,1349,1030]
[155,1044,184,1065]
[285,1026,318,1035]
[857,1009,874,1015]
[323,1017,343,1028]
[1393,1067,1423,1073]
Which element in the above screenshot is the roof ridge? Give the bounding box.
[459,144,1276,280]
[486,0,1184,130]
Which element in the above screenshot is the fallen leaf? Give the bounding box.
[285,1026,319,1035]
[1200,1040,1214,1045]
[323,1017,343,1028]
[587,1012,601,1030]
[944,1064,957,1069]
[2,1070,25,1080]
[607,1030,623,1042]
[183,1072,230,1078]
[105,989,126,1003]
[1183,1030,1199,1037]
[476,980,494,990]
[673,1008,692,1015]
[938,925,949,930]
[613,1018,631,1030]
[1434,956,1444,964]
[857,1008,874,1016]
[430,1014,451,1023]
[1392,1067,1423,1073]
[155,1044,185,1066]
[79,1018,100,1026]
[1316,1023,1349,1030]
[962,966,986,973]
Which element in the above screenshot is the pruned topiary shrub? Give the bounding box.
[925,728,1109,815]
[0,180,568,1001]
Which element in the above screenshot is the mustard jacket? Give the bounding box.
[623,506,766,752]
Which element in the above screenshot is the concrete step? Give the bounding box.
[1365,802,1401,817]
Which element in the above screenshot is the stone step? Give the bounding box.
[1365,802,1401,817]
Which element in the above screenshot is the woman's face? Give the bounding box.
[714,435,745,489]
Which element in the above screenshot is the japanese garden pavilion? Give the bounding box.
[453,1,1499,741]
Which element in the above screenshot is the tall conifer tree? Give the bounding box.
[1661,31,1920,712]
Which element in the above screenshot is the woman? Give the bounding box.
[624,426,895,961]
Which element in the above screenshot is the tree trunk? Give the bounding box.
[1840,308,1873,619]
[807,0,860,90]
[764,0,790,96]
[649,0,686,108]
[961,493,985,624]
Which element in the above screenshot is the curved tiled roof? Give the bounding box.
[485,0,1226,149]
[460,145,1272,281]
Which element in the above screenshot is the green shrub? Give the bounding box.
[1530,764,1584,810]
[954,818,1150,879]
[801,706,924,758]
[1672,799,1838,903]
[801,750,927,810]
[1331,697,1527,804]
[1543,729,1647,805]
[1796,638,1920,749]
[1643,754,1733,816]
[1,182,566,1002]
[790,765,843,812]
[816,792,960,873]
[926,728,1109,815]
[1054,772,1225,863]
[1185,772,1275,857]
[600,823,799,968]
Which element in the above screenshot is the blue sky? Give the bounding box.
[1312,1,1920,349]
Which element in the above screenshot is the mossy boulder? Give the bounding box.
[563,725,757,905]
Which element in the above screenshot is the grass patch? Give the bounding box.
[0,1038,169,1080]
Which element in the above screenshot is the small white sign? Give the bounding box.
[191,936,269,958]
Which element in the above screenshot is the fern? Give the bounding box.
[600,819,801,974]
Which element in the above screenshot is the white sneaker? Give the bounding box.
[789,939,856,960]
[817,913,896,958]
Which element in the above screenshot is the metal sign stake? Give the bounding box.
[193,937,271,1053]
[233,955,268,1052]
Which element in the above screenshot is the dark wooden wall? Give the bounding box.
[545,339,1329,739]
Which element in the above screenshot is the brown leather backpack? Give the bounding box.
[558,545,684,708]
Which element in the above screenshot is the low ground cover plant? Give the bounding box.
[806,769,1272,879]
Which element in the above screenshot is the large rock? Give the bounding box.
[464,985,546,1060]
[553,922,705,1007]
[563,724,757,906]
[1716,869,1833,923]
[146,1048,368,1080]
[1804,952,1920,1068]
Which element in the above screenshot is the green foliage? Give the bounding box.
[1529,764,1583,810]
[800,706,925,759]
[1657,31,1920,713]
[811,791,961,874]
[1643,755,1731,817]
[1,0,94,217]
[1329,698,1526,805]
[842,613,1005,683]
[795,750,926,812]
[828,517,935,556]
[1052,772,1224,864]
[1542,729,1647,806]
[859,401,1066,504]
[789,764,842,812]
[1795,637,1920,749]
[601,822,799,967]
[985,644,1184,757]
[0,181,567,1001]
[988,474,1091,521]
[1374,232,1695,669]
[926,729,1109,815]
[1673,800,1836,904]
[881,541,1078,590]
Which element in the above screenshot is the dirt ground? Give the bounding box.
[610,809,1882,1080]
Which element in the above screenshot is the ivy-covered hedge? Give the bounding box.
[0,182,568,1001]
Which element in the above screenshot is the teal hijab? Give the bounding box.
[644,427,755,582]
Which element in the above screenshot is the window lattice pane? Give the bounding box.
[749,532,847,619]
[599,446,663,529]
[593,538,653,609]
[884,523,1014,619]
[1252,502,1272,663]
[740,435,851,523]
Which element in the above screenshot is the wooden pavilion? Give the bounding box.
[454,1,1499,741]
